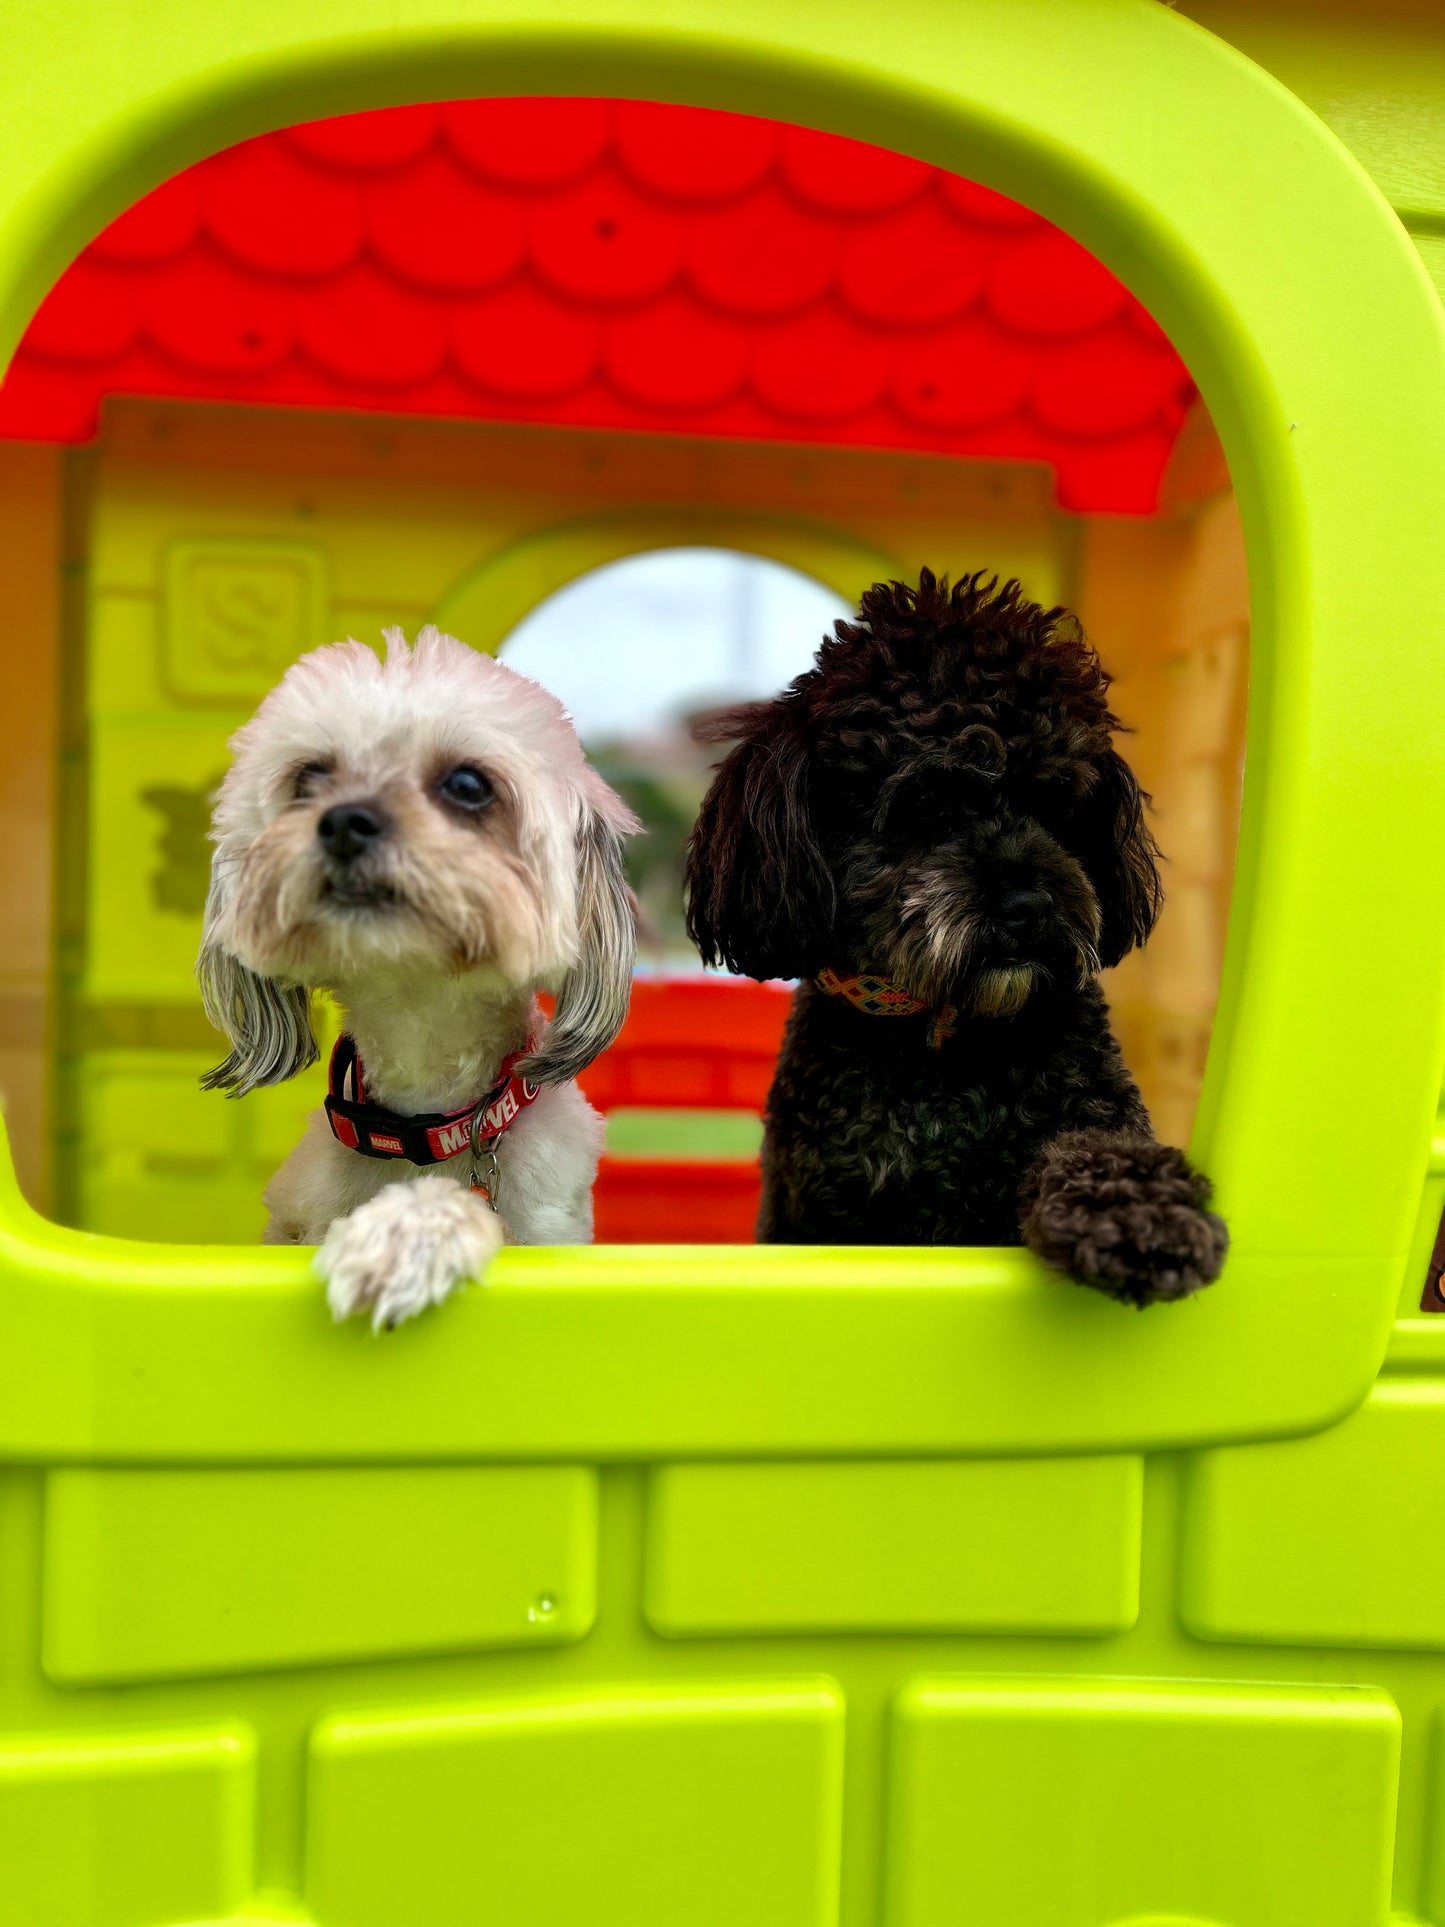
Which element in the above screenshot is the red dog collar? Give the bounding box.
[815,967,957,1050]
[324,1033,541,1168]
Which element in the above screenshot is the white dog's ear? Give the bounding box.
[196,852,318,1097]
[522,772,638,1087]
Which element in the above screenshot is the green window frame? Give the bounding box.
[0,0,1442,1460]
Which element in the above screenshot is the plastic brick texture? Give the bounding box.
[42,1465,597,1682]
[307,1680,844,1927]
[643,1457,1143,1636]
[0,1724,255,1925]
[886,1677,1399,1927]
[1181,1380,1445,1650]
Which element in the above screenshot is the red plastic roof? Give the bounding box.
[0,100,1198,513]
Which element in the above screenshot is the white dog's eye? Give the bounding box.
[293,761,332,799]
[438,765,494,812]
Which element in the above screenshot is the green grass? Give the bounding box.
[604,1109,763,1161]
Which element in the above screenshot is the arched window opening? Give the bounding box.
[501,547,852,961]
[0,96,1248,1243]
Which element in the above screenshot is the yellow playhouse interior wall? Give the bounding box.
[0,397,1247,1240]
[0,440,59,1211]
[49,401,1072,1236]
[1082,412,1250,1151]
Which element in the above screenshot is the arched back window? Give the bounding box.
[501,548,851,959]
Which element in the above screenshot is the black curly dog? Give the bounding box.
[684,569,1227,1307]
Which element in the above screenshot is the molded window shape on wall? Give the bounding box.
[0,0,1434,1466]
[500,546,852,961]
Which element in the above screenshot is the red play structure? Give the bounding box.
[579,978,789,1241]
[0,98,1196,513]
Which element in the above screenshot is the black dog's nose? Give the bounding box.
[318,802,388,863]
[998,887,1051,928]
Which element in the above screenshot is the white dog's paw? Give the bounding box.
[315,1174,504,1331]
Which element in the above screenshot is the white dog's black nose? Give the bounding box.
[999,887,1051,929]
[318,801,388,863]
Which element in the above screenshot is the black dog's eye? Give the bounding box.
[293,761,332,799]
[439,765,494,811]
[929,767,995,818]
[876,763,995,836]
[1031,779,1080,834]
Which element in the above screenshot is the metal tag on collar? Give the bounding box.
[927,1000,959,1050]
[469,1105,500,1212]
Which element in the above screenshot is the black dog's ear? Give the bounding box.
[1076,747,1164,967]
[684,702,834,981]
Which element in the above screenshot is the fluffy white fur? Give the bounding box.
[197,625,638,1330]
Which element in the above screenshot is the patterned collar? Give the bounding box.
[323,1032,541,1207]
[814,967,958,1050]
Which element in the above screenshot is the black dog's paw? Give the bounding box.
[1021,1129,1228,1308]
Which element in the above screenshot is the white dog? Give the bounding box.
[197,625,637,1330]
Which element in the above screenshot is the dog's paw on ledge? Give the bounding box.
[1021,1129,1229,1309]
[316,1173,505,1332]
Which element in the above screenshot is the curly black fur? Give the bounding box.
[1021,1130,1227,1307]
[685,568,1227,1308]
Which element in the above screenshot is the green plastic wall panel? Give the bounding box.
[43,1465,596,1682]
[1181,1381,1445,1651]
[73,1050,332,1243]
[645,1457,1142,1636]
[160,536,330,704]
[86,721,242,1006]
[1183,2,1445,224]
[306,1681,844,1927]
[76,1051,265,1244]
[1412,231,1445,304]
[81,1053,231,1224]
[885,1677,1399,1927]
[0,1723,254,1926]
[1422,1707,1445,1927]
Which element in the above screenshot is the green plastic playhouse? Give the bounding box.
[1,1,1444,1923]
